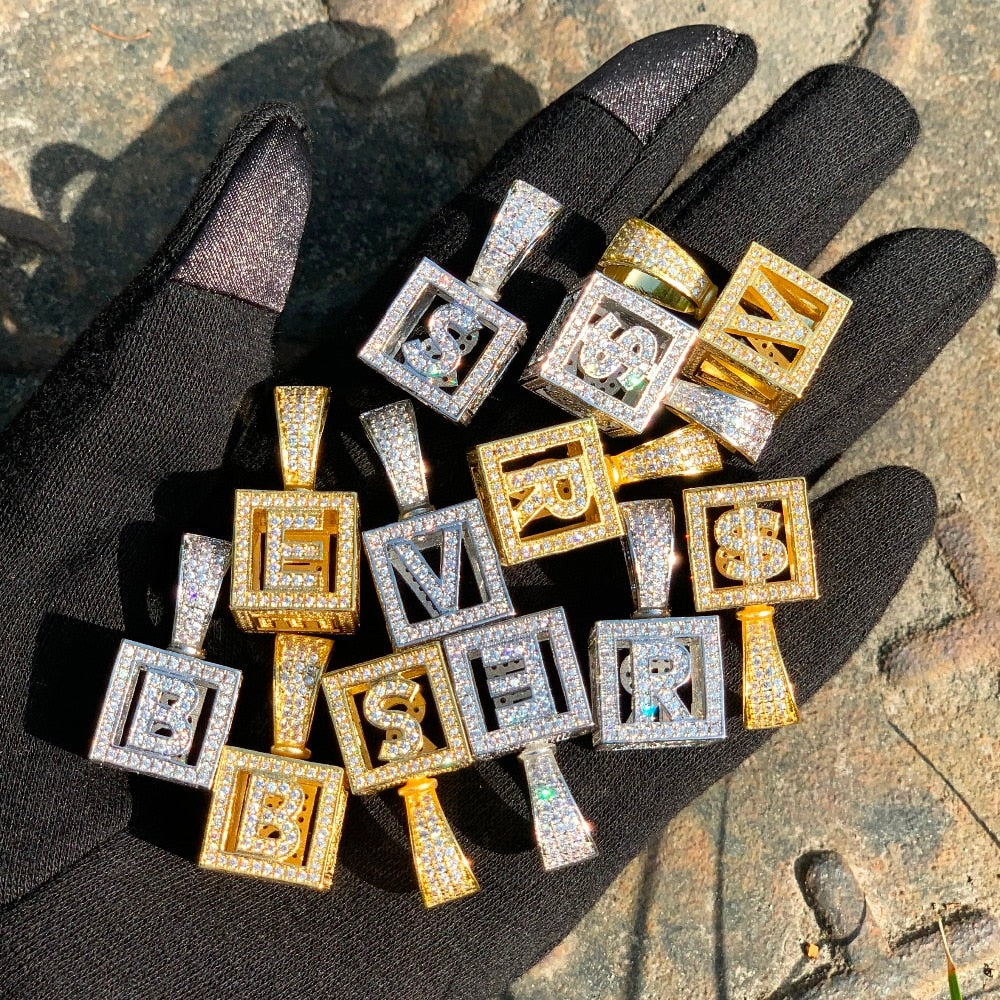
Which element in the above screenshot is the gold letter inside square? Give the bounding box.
[684,243,851,415]
[683,478,818,611]
[200,747,348,890]
[469,418,623,565]
[231,489,359,634]
[321,643,471,794]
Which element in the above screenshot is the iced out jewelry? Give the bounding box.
[90,533,241,789]
[590,499,725,749]
[683,478,819,729]
[322,643,479,907]
[442,607,596,871]
[360,399,514,649]
[469,416,722,565]
[199,635,349,890]
[230,386,360,635]
[359,180,563,424]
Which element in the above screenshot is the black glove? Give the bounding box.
[1,27,993,1000]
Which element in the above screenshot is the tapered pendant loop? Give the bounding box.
[605,423,722,489]
[275,386,330,490]
[272,635,333,758]
[737,604,800,729]
[519,741,596,871]
[619,499,675,617]
[170,533,232,657]
[399,776,480,907]
[467,180,563,300]
[360,399,431,518]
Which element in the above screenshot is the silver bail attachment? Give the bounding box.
[466,180,563,301]
[360,399,432,519]
[170,533,232,657]
[619,498,675,618]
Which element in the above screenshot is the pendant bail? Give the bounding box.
[399,775,480,907]
[169,533,232,657]
[271,634,333,759]
[360,399,432,518]
[466,180,563,301]
[737,604,800,729]
[619,499,675,618]
[519,741,597,871]
[605,422,723,490]
[275,386,330,491]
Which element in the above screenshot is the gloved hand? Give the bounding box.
[0,26,993,1000]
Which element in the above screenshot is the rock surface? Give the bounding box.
[1,2,997,997]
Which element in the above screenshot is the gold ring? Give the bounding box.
[598,218,718,321]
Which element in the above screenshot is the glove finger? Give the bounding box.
[748,228,996,480]
[0,468,937,1000]
[648,64,919,272]
[0,104,310,906]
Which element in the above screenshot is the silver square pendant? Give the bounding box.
[522,271,699,436]
[363,498,514,649]
[442,607,593,759]
[90,639,241,787]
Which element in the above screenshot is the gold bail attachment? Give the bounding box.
[360,399,431,518]
[271,634,334,758]
[399,775,479,907]
[737,604,800,730]
[169,533,232,657]
[619,499,675,617]
[605,423,723,490]
[275,386,330,491]
[520,741,597,871]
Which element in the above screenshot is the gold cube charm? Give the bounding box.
[322,643,478,907]
[231,386,360,634]
[200,635,349,890]
[470,416,722,565]
[683,478,819,730]
[684,243,851,416]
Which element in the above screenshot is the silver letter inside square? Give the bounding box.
[90,640,241,787]
[443,607,593,759]
[363,499,514,649]
[522,271,698,436]
[359,258,528,425]
[590,616,726,749]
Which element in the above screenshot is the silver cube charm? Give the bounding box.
[360,400,514,648]
[359,181,563,425]
[590,499,726,749]
[90,534,241,787]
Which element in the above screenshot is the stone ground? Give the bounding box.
[1,1,997,997]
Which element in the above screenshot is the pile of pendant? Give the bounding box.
[89,180,850,907]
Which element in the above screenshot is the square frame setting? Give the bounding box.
[89,640,241,788]
[231,489,360,634]
[358,258,527,425]
[590,616,725,749]
[523,272,698,436]
[442,607,593,760]
[199,746,348,890]
[321,643,471,794]
[363,499,514,649]
[683,478,818,611]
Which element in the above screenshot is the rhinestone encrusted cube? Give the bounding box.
[683,243,851,416]
[321,643,472,795]
[358,258,527,425]
[683,478,818,611]
[469,417,623,565]
[522,272,698,436]
[231,489,360,633]
[199,746,348,890]
[363,499,514,649]
[442,607,593,759]
[90,640,241,788]
[590,616,726,749]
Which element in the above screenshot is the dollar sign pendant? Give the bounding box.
[683,479,819,730]
[577,312,660,392]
